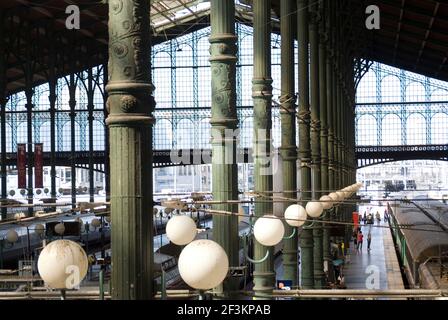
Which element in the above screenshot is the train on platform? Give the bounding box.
[387,197,448,289]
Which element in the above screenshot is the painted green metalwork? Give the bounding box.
[279,0,298,287]
[319,1,331,265]
[309,2,325,289]
[106,0,155,300]
[0,13,7,220]
[252,0,275,296]
[297,0,314,290]
[209,0,239,296]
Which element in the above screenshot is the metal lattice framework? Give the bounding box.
[3,26,448,175]
[355,62,448,168]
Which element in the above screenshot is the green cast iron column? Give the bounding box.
[48,33,57,201]
[309,3,325,289]
[319,2,330,265]
[87,69,95,203]
[209,0,239,295]
[326,21,335,244]
[280,0,298,286]
[69,74,77,209]
[326,0,335,198]
[24,29,34,217]
[106,0,154,300]
[252,0,275,296]
[297,0,314,289]
[0,16,7,220]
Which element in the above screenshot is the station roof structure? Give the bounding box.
[1,0,447,95]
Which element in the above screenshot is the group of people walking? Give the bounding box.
[358,210,382,225]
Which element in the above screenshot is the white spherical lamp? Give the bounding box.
[14,212,25,220]
[54,223,65,235]
[284,204,307,227]
[6,229,19,243]
[305,201,324,218]
[336,191,345,200]
[166,215,197,245]
[90,218,101,228]
[319,195,333,210]
[35,224,45,236]
[329,192,340,202]
[178,239,229,290]
[37,240,88,289]
[253,215,285,246]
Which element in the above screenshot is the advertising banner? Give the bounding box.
[35,143,43,188]
[17,144,27,189]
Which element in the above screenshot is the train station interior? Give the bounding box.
[0,0,448,301]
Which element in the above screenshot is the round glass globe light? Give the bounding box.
[254,215,285,246]
[166,215,197,245]
[178,239,229,290]
[54,223,65,235]
[284,204,307,227]
[319,195,333,210]
[14,212,25,220]
[336,191,345,200]
[6,229,19,243]
[35,224,45,236]
[329,192,340,203]
[90,218,101,228]
[37,240,88,289]
[306,201,324,218]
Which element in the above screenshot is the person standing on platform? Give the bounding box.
[367,232,372,252]
[357,231,364,251]
[376,211,381,225]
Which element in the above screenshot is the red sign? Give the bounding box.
[17,144,26,189]
[35,143,43,188]
[352,212,359,229]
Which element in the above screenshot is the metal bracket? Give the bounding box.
[246,250,270,264]
[283,227,296,240]
[303,220,317,229]
[242,235,269,264]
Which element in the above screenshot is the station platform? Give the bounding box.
[343,208,404,290]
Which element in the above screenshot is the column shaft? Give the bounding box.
[309,4,325,289]
[280,0,298,286]
[0,15,7,219]
[252,0,275,295]
[209,0,239,295]
[106,0,155,299]
[87,69,95,203]
[297,0,314,289]
[319,3,330,265]
[69,74,77,209]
